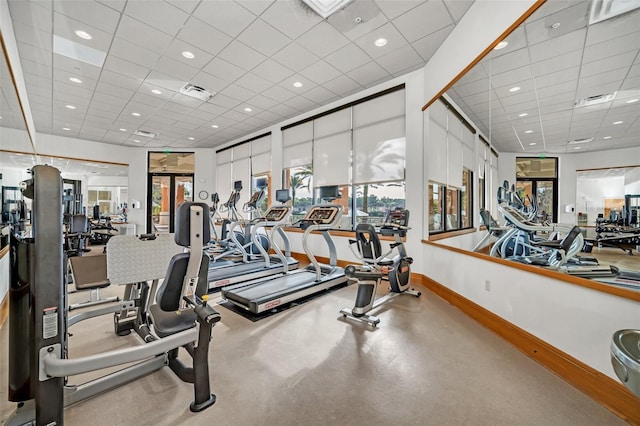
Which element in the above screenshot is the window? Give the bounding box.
[282,86,406,230]
[429,168,474,234]
[252,173,270,215]
[285,165,313,221]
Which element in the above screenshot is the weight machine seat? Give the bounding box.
[68,254,110,290]
[531,226,581,252]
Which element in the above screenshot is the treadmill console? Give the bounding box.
[379,208,409,237]
[263,206,290,223]
[300,205,342,229]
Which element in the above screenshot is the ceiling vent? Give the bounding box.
[568,137,594,145]
[301,0,355,18]
[574,92,616,107]
[134,130,156,138]
[180,83,214,102]
[589,0,640,25]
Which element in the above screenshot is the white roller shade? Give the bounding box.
[426,116,447,184]
[283,122,313,146]
[463,144,474,171]
[283,141,312,168]
[216,162,231,199]
[353,119,405,184]
[251,135,270,154]
[233,143,250,160]
[447,134,463,188]
[216,149,231,165]
[232,157,251,209]
[252,152,271,175]
[313,109,351,187]
[314,132,351,186]
[463,125,474,148]
[353,89,405,185]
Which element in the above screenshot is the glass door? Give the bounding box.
[515,179,557,223]
[148,174,194,233]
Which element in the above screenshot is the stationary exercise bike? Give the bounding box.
[340,208,421,327]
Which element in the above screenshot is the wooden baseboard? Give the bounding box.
[421,275,640,424]
[0,293,8,328]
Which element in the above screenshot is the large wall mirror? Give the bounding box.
[443,0,639,272]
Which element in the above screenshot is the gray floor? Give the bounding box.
[0,277,627,426]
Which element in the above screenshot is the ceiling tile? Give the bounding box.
[531,48,582,77]
[323,74,362,97]
[529,28,586,63]
[96,0,126,12]
[488,48,532,75]
[301,86,338,105]
[144,70,188,92]
[411,24,454,62]
[280,74,318,94]
[219,84,256,103]
[524,2,589,46]
[251,59,295,84]
[236,0,275,16]
[261,85,296,103]
[100,69,142,91]
[202,57,247,82]
[153,55,200,82]
[94,80,136,99]
[237,18,291,57]
[296,21,350,59]
[392,0,452,42]
[326,0,388,41]
[192,0,257,38]
[190,71,230,93]
[9,0,52,32]
[53,13,115,52]
[208,93,243,109]
[375,0,421,20]
[246,95,279,110]
[102,55,151,81]
[299,60,342,85]
[260,0,322,39]
[325,43,371,73]
[346,61,390,86]
[586,10,640,46]
[124,0,189,36]
[177,17,233,56]
[234,73,273,93]
[196,102,229,117]
[217,40,267,71]
[17,44,53,69]
[159,39,213,72]
[580,51,636,79]
[355,22,408,60]
[165,0,199,14]
[53,0,121,33]
[272,42,319,72]
[13,24,52,51]
[443,0,474,22]
[115,15,174,55]
[110,36,161,69]
[582,31,640,64]
[375,44,422,75]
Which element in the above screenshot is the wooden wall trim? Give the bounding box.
[421,275,640,424]
[422,239,640,302]
[0,294,7,328]
[283,227,403,242]
[428,227,476,241]
[0,245,8,259]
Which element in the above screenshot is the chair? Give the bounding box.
[147,201,220,412]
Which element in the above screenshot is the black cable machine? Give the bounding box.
[7,165,221,425]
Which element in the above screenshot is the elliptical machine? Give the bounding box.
[340,208,421,327]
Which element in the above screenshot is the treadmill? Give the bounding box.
[207,190,299,291]
[221,204,348,314]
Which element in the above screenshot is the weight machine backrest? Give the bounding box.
[354,224,383,262]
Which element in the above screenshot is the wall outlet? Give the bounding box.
[485,280,491,292]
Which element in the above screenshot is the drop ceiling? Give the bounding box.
[3,0,475,150]
[447,0,640,155]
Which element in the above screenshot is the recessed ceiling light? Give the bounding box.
[573,146,582,150]
[551,22,561,29]
[612,120,623,124]
[188,137,195,141]
[529,142,537,146]
[65,104,76,109]
[133,139,141,143]
[69,77,82,83]
[374,37,387,47]
[211,124,219,128]
[509,86,521,93]
[182,51,195,59]
[293,81,303,88]
[518,113,528,117]
[151,89,162,95]
[494,41,509,50]
[74,30,92,40]
[524,130,533,134]
[244,107,252,112]
[603,136,612,139]
[626,98,639,104]
[119,128,127,132]
[62,127,70,131]
[132,112,141,117]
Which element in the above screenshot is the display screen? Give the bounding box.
[264,207,287,221]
